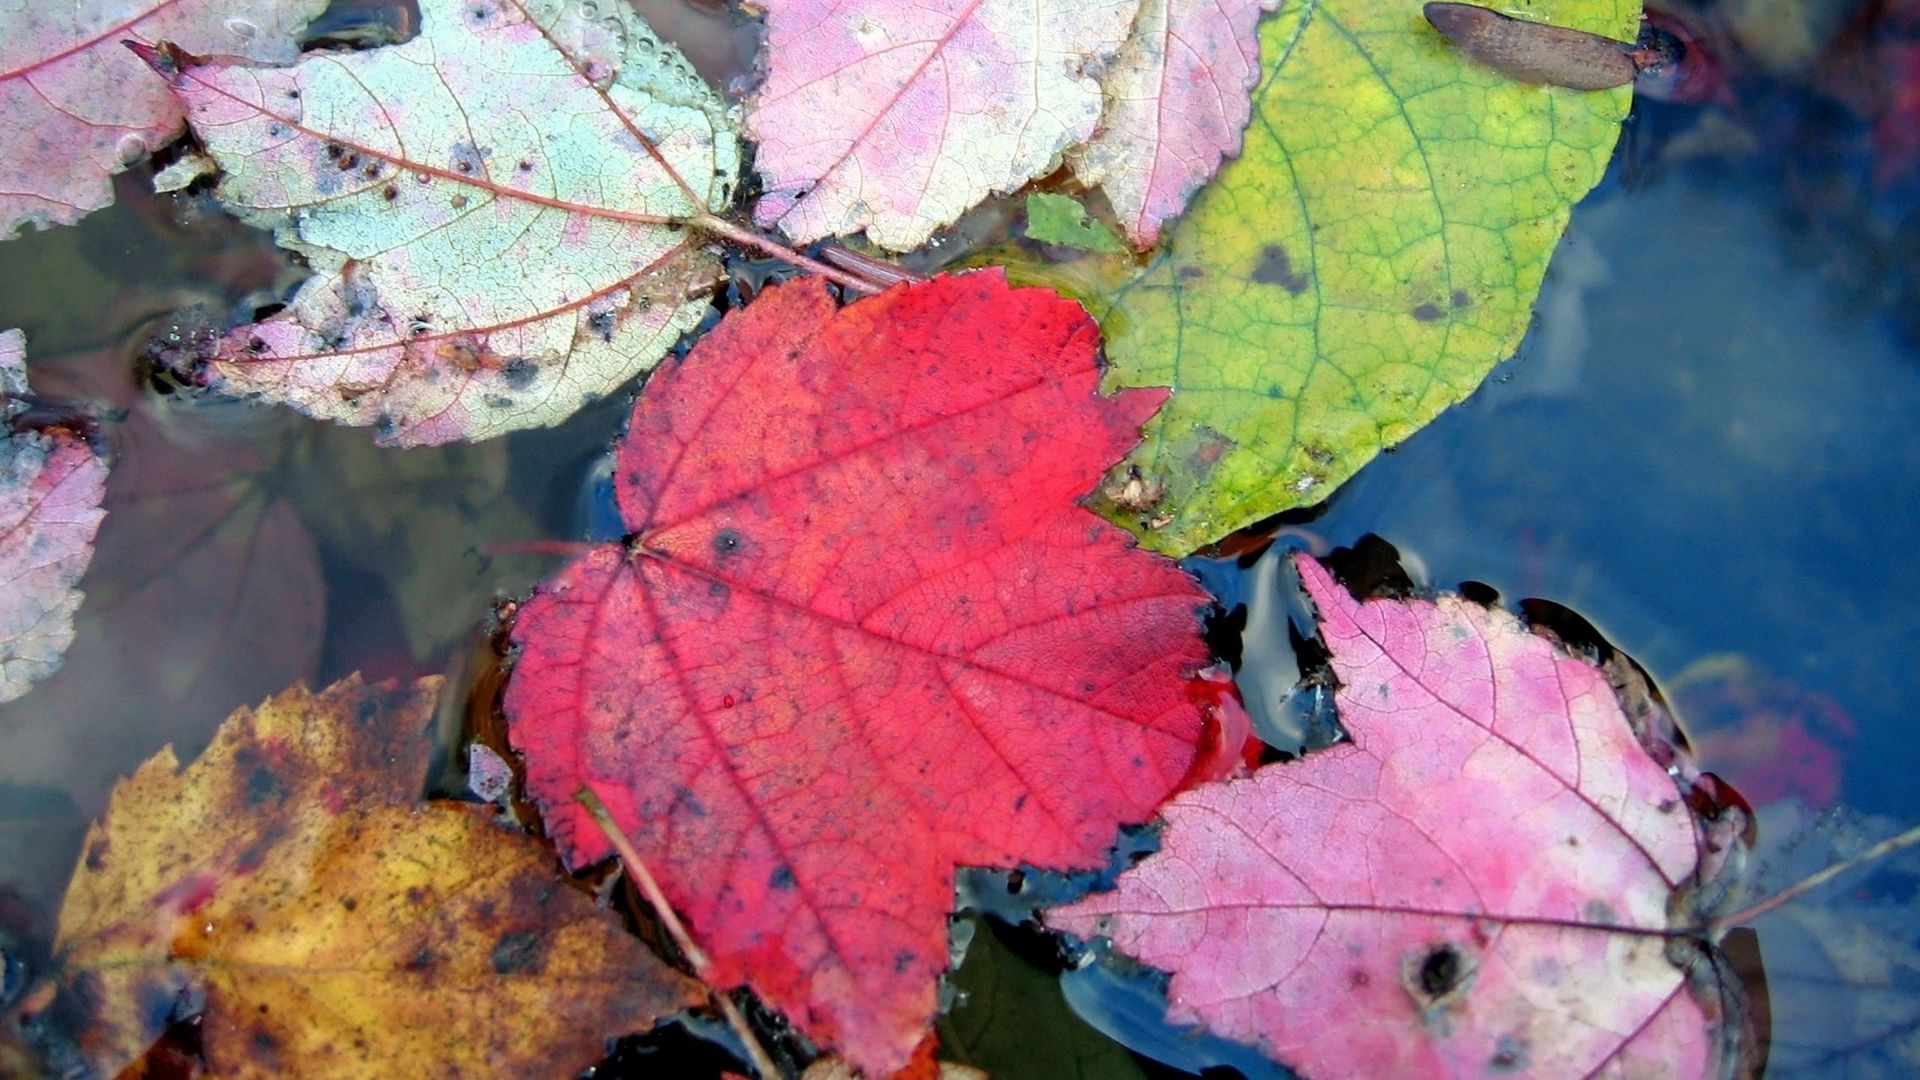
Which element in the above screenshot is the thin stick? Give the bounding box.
[695,214,894,295]
[1714,823,1920,932]
[576,786,783,1080]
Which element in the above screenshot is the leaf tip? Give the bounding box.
[122,40,185,78]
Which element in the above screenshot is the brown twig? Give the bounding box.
[575,786,784,1080]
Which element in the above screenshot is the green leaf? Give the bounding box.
[1025,193,1130,255]
[1025,0,1638,552]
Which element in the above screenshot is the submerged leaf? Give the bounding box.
[505,270,1212,1074]
[1009,0,1637,553]
[746,0,1139,250]
[0,0,326,238]
[145,0,739,445]
[1050,554,1752,1077]
[0,331,107,704]
[1026,193,1129,255]
[26,675,699,1079]
[1069,0,1281,246]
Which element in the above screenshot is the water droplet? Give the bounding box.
[115,134,146,165]
[579,0,599,16]
[722,694,735,709]
[225,17,258,40]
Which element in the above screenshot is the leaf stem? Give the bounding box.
[1713,823,1920,933]
[575,786,784,1080]
[694,214,896,295]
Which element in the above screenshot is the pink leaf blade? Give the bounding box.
[0,0,326,238]
[0,331,108,703]
[156,0,739,445]
[746,0,1140,250]
[1050,554,1739,1078]
[1071,0,1281,247]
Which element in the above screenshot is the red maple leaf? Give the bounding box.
[504,269,1211,1074]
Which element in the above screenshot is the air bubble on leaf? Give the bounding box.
[115,134,147,165]
[225,18,259,40]
[579,0,599,17]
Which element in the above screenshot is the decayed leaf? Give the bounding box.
[0,0,325,238]
[29,674,698,1079]
[1069,0,1280,247]
[1050,554,1750,1077]
[1009,0,1637,553]
[1741,801,1920,1076]
[0,331,107,704]
[505,270,1212,1075]
[142,0,739,445]
[746,0,1139,251]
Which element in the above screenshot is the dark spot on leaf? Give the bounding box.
[501,359,538,389]
[404,947,435,972]
[322,142,343,160]
[341,897,357,911]
[1490,1034,1529,1071]
[1452,289,1471,308]
[713,528,741,555]
[451,194,469,210]
[489,931,543,975]
[1349,969,1371,988]
[405,885,428,906]
[1178,265,1205,280]
[517,160,533,172]
[383,185,397,201]
[85,839,109,871]
[1412,303,1445,322]
[1417,944,1463,996]
[337,152,359,171]
[244,764,284,806]
[1251,244,1310,294]
[248,336,269,354]
[769,866,796,890]
[484,394,514,409]
[588,310,616,342]
[893,949,914,974]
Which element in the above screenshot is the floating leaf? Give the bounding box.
[0,0,326,238]
[1050,554,1752,1077]
[1008,0,1636,553]
[141,0,739,445]
[1026,193,1129,255]
[1068,0,1280,246]
[746,0,1138,251]
[22,675,699,1079]
[0,331,107,704]
[505,270,1212,1074]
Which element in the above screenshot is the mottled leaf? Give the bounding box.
[1007,0,1638,553]
[505,270,1212,1074]
[1050,554,1752,1077]
[746,0,1138,251]
[0,331,107,704]
[144,0,739,445]
[0,0,326,238]
[27,675,699,1079]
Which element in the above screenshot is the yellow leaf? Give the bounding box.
[31,675,698,1078]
